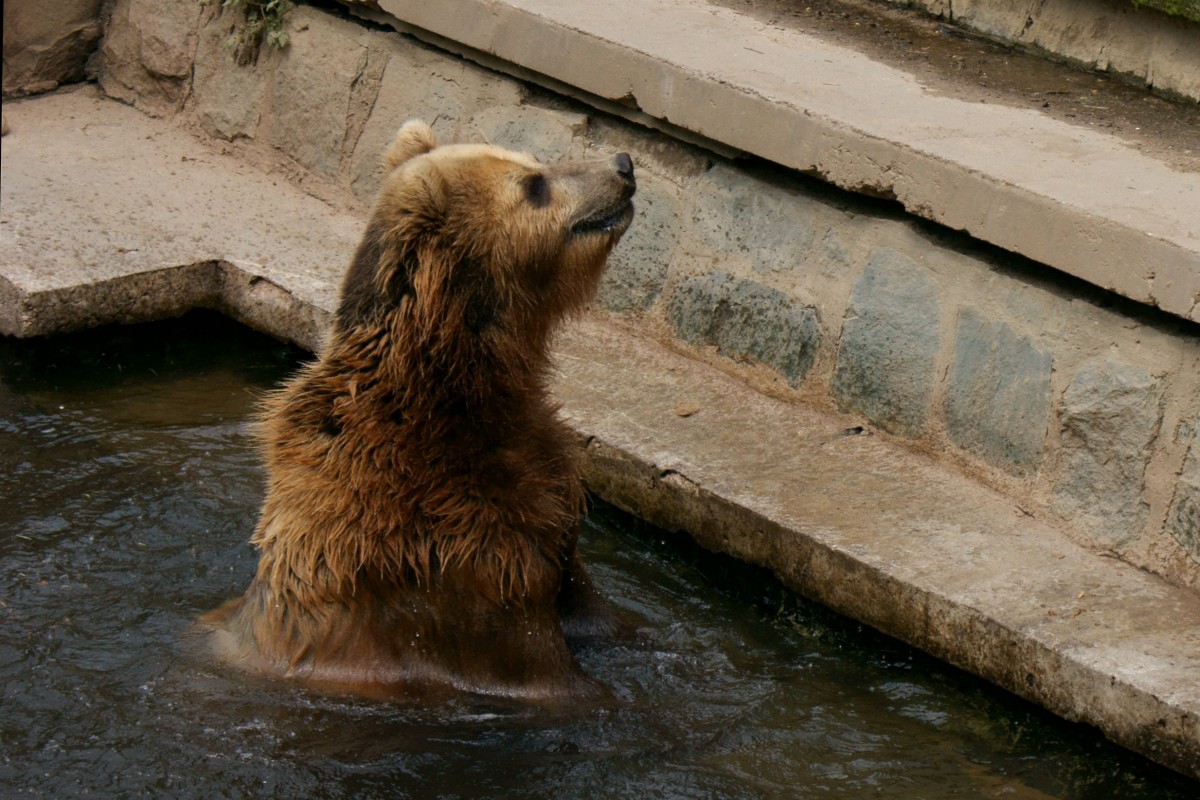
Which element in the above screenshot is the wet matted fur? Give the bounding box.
[198,121,636,702]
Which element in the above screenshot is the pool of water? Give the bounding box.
[1,312,1194,799]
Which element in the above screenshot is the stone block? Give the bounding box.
[1053,358,1165,545]
[469,105,587,160]
[586,116,713,179]
[693,164,814,274]
[269,8,371,178]
[96,0,202,113]
[667,272,820,387]
[1168,424,1199,561]
[818,228,853,275]
[831,248,940,437]
[348,45,522,203]
[598,174,682,313]
[3,0,102,95]
[192,9,278,140]
[944,309,1052,474]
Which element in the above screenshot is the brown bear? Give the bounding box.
[198,120,636,702]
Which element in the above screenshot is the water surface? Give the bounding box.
[1,312,1193,799]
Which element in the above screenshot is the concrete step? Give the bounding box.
[2,86,1197,777]
[360,0,1200,323]
[880,0,1200,102]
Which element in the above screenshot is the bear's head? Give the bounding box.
[336,120,636,351]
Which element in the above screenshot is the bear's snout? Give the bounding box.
[613,152,635,186]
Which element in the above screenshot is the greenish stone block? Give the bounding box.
[1053,358,1164,546]
[694,165,814,274]
[598,176,681,313]
[944,309,1052,474]
[1168,423,1199,561]
[668,272,820,387]
[831,248,940,437]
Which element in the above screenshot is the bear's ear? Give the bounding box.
[384,120,437,172]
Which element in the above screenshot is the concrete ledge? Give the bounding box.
[362,0,1200,323]
[561,320,1200,778]
[0,87,356,341]
[886,0,1200,100]
[2,86,1198,778]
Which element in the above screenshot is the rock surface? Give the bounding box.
[96,0,203,114]
[2,0,102,96]
[668,272,821,388]
[831,248,940,437]
[1054,359,1165,546]
[944,309,1053,474]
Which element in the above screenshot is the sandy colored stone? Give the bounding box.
[597,172,682,313]
[0,87,359,342]
[269,7,372,178]
[891,0,1200,100]
[347,41,523,203]
[192,7,278,140]
[2,0,102,96]
[468,105,587,159]
[96,0,203,114]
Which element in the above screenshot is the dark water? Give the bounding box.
[1,312,1195,799]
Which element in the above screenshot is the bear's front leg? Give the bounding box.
[556,545,630,642]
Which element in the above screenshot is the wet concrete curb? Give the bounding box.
[2,88,1198,778]
[358,0,1200,323]
[560,322,1200,779]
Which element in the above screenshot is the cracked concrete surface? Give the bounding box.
[2,86,1198,777]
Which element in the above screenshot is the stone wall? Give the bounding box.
[3,0,104,96]
[92,0,1199,587]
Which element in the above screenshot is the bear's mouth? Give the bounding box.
[570,200,634,236]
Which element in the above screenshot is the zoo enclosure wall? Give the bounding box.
[82,0,1200,587]
[3,0,1200,777]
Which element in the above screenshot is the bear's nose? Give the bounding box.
[613,152,635,184]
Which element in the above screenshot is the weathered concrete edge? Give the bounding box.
[3,265,1198,776]
[884,0,1200,100]
[579,436,1199,776]
[357,0,1200,323]
[0,263,330,350]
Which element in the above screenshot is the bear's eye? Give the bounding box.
[522,173,551,208]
